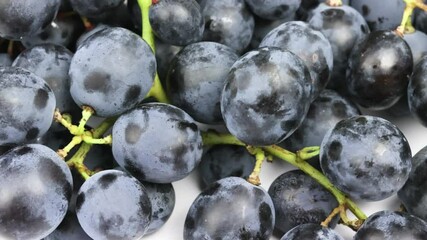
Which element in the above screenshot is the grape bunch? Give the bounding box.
[2,0,427,239]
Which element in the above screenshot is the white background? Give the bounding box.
[143,110,427,240]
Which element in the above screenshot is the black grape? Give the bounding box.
[0,144,73,239]
[221,47,312,146]
[0,67,56,146]
[167,41,238,124]
[155,39,182,87]
[184,177,275,239]
[111,103,203,183]
[69,27,156,117]
[320,115,412,201]
[268,170,339,235]
[43,211,91,240]
[403,30,427,66]
[149,0,204,46]
[408,55,427,127]
[0,54,12,67]
[250,16,292,50]
[198,145,255,189]
[350,0,404,31]
[260,21,333,100]
[347,30,413,110]
[69,0,123,17]
[280,223,344,240]
[75,170,152,239]
[354,211,427,240]
[0,0,61,40]
[245,0,300,20]
[199,0,255,53]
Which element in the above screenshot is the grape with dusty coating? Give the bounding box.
[221,47,312,146]
[69,0,123,17]
[320,115,412,201]
[280,223,344,240]
[0,144,73,240]
[75,170,152,240]
[350,0,404,31]
[245,0,300,20]
[408,55,427,127]
[0,67,56,146]
[184,177,275,239]
[43,211,91,240]
[112,103,203,183]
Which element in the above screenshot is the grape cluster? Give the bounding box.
[2,0,427,239]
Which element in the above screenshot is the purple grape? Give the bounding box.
[245,0,301,20]
[350,0,404,31]
[280,223,344,240]
[69,0,124,17]
[408,55,427,127]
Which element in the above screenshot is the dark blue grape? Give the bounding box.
[112,103,203,183]
[408,55,427,127]
[167,41,238,124]
[354,211,427,240]
[350,0,404,31]
[184,177,275,239]
[69,0,123,17]
[221,47,312,146]
[69,27,156,117]
[268,170,339,234]
[250,16,292,50]
[320,115,412,201]
[43,211,91,240]
[308,3,369,91]
[0,0,61,40]
[398,145,427,221]
[0,67,56,146]
[200,0,255,53]
[347,30,413,110]
[0,144,73,239]
[75,170,152,239]
[403,30,427,66]
[280,223,344,240]
[155,39,182,87]
[260,21,333,100]
[198,145,255,189]
[75,24,109,48]
[245,0,300,20]
[149,0,204,46]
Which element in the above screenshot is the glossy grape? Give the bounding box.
[75,170,152,239]
[221,47,311,146]
[112,103,203,183]
[280,223,344,240]
[347,30,413,110]
[354,211,427,240]
[69,27,156,117]
[245,0,300,20]
[149,0,204,46]
[69,0,123,17]
[0,67,56,146]
[408,55,427,127]
[350,0,404,31]
[403,30,427,66]
[167,41,238,124]
[184,177,275,239]
[0,144,73,239]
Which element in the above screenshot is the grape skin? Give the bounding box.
[0,144,73,240]
[408,55,427,127]
[403,30,427,66]
[184,177,275,240]
[221,47,312,146]
[280,223,344,240]
[43,211,91,240]
[75,170,152,240]
[112,103,203,183]
[245,0,301,21]
[69,0,123,17]
[69,27,156,117]
[350,0,404,31]
[320,115,412,201]
[0,67,56,146]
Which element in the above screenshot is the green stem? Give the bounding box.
[77,106,95,135]
[326,0,342,7]
[297,146,320,161]
[247,146,265,185]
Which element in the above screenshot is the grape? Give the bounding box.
[198,145,255,189]
[69,0,123,17]
[268,170,339,234]
[155,39,182,87]
[260,21,334,100]
[408,55,427,127]
[296,0,350,21]
[112,103,203,183]
[43,211,91,240]
[141,182,176,235]
[0,144,73,239]
[199,0,255,53]
[12,44,80,124]
[167,41,239,124]
[149,0,204,46]
[398,145,427,221]
[245,0,301,20]
[350,0,405,31]
[280,223,344,240]
[0,0,60,40]
[75,24,109,48]
[0,67,56,146]
[184,177,275,239]
[354,211,427,240]
[308,3,369,91]
[250,16,292,50]
[414,6,427,35]
[280,89,360,153]
[347,30,413,110]
[0,53,12,67]
[69,27,156,117]
[320,115,412,201]
[403,30,427,66]
[76,170,151,239]
[221,47,312,146]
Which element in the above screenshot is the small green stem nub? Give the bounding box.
[326,0,343,7]
[247,146,265,186]
[297,146,321,161]
[396,0,427,36]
